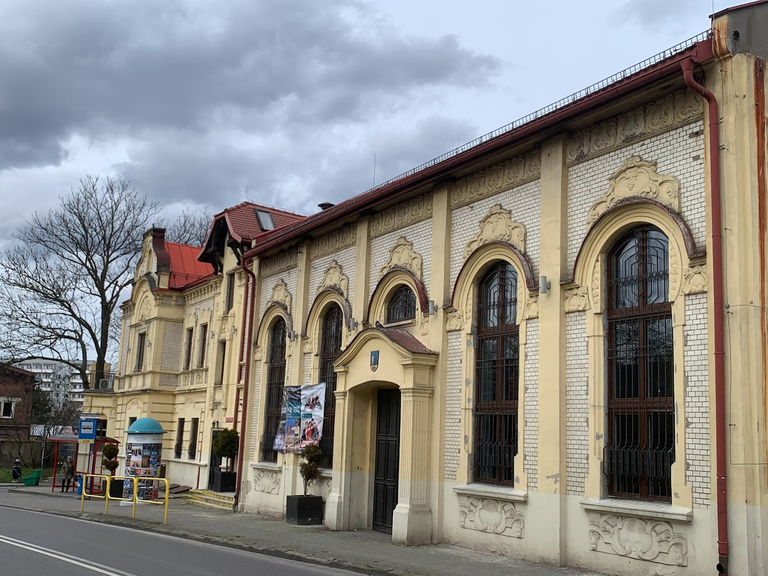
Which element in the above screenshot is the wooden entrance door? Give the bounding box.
[372,389,400,533]
[207,430,222,490]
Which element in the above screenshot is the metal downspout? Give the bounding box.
[681,57,729,575]
[233,258,257,511]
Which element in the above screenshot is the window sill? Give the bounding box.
[580,497,692,523]
[250,461,282,471]
[453,483,528,503]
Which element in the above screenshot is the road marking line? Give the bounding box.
[0,534,137,576]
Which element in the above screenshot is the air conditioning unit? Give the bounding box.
[98,379,111,389]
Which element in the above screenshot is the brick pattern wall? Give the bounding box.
[567,122,705,271]
[308,246,356,308]
[524,318,539,491]
[161,322,184,371]
[369,219,433,298]
[303,353,311,385]
[258,268,298,324]
[444,331,462,481]
[565,311,589,496]
[684,293,711,507]
[450,179,541,286]
[249,360,262,460]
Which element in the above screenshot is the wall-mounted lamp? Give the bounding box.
[428,300,437,315]
[287,330,296,342]
[211,420,219,428]
[539,275,551,295]
[146,339,151,347]
[231,326,237,335]
[210,331,215,339]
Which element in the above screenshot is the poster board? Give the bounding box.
[273,383,325,453]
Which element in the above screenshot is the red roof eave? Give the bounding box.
[244,39,714,260]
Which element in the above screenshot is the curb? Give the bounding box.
[0,502,402,576]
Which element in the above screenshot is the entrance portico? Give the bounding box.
[324,327,437,545]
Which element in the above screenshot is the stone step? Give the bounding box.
[184,489,235,511]
[185,497,233,512]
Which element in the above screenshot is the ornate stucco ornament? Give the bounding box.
[564,286,589,313]
[587,157,681,227]
[458,496,525,539]
[682,264,707,294]
[588,514,689,567]
[522,295,539,320]
[379,237,424,282]
[268,279,293,314]
[317,260,349,299]
[463,204,526,259]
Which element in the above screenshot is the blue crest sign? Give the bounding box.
[370,350,379,372]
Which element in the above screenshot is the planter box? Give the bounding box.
[286,495,323,525]
[213,469,237,493]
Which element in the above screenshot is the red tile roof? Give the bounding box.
[377,327,437,355]
[219,202,306,243]
[165,242,214,289]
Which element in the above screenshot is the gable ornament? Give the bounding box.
[380,237,424,282]
[268,279,293,314]
[463,204,526,259]
[587,157,681,227]
[317,260,349,299]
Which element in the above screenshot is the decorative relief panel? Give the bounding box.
[379,237,424,281]
[458,496,525,539]
[587,157,681,227]
[261,248,298,278]
[310,225,356,259]
[449,150,541,209]
[523,295,539,320]
[445,309,465,332]
[253,469,281,495]
[682,264,707,294]
[463,204,526,259]
[564,286,589,313]
[590,259,602,310]
[566,89,703,165]
[370,193,433,239]
[588,515,689,567]
[317,260,350,299]
[268,279,293,314]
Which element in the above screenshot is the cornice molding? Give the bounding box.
[566,88,703,166]
[449,149,541,209]
[370,193,433,239]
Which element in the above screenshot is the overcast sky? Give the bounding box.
[0,0,726,247]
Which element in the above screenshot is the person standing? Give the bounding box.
[61,456,75,492]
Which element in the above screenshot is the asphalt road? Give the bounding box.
[0,505,356,576]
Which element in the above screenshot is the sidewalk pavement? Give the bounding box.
[0,485,604,576]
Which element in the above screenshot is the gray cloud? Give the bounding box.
[0,0,500,174]
[614,0,703,28]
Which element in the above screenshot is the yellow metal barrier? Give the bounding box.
[80,474,168,524]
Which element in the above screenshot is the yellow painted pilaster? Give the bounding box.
[537,135,568,565]
[353,218,371,328]
[290,243,310,387]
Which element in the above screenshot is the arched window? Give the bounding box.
[386,285,416,323]
[318,305,343,468]
[261,318,287,462]
[474,262,519,486]
[605,226,673,501]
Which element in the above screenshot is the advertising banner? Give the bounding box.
[273,383,325,453]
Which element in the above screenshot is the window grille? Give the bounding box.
[319,305,343,468]
[605,227,674,501]
[261,318,286,462]
[386,285,416,323]
[474,262,519,486]
[175,418,184,459]
[188,418,199,459]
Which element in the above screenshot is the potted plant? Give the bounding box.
[286,444,324,525]
[102,443,123,498]
[212,428,239,493]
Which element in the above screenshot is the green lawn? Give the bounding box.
[0,467,53,483]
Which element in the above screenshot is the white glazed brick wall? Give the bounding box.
[258,268,298,325]
[565,311,589,496]
[249,360,262,460]
[369,220,433,298]
[303,353,311,386]
[189,298,214,317]
[684,293,711,508]
[450,179,541,287]
[444,331,462,481]
[524,318,539,491]
[161,322,184,371]
[567,122,705,271]
[309,246,356,308]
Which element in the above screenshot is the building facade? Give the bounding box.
[0,364,36,465]
[86,4,768,575]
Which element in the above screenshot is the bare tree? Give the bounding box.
[0,175,158,388]
[163,206,213,247]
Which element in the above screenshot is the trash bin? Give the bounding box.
[76,475,83,496]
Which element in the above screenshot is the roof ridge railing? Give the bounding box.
[362,29,710,195]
